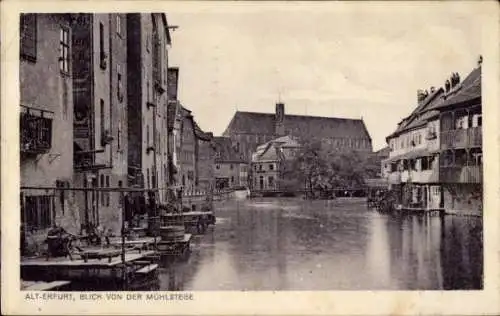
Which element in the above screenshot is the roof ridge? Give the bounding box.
[236,110,363,121]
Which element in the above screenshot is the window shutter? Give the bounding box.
[20,14,37,61]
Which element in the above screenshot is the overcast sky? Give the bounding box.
[167,2,485,151]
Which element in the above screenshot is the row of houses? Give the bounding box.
[20,13,214,240]
[381,58,483,214]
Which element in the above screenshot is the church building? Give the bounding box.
[222,102,373,161]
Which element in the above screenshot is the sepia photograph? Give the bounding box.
[2,0,499,315]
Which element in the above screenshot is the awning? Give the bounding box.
[383,148,436,163]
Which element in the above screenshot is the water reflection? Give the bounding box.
[156,198,482,291]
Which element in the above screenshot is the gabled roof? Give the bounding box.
[252,135,302,162]
[213,137,244,163]
[388,88,445,139]
[193,121,213,141]
[429,66,481,110]
[223,111,371,140]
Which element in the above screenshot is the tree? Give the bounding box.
[279,141,379,198]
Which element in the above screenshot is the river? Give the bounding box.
[154,197,483,291]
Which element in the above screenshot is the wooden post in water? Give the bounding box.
[120,190,127,290]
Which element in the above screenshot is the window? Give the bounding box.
[231,176,234,184]
[20,14,37,61]
[216,164,220,170]
[473,114,482,127]
[117,64,123,101]
[99,22,106,69]
[117,121,122,150]
[391,163,398,172]
[420,157,427,170]
[269,164,274,171]
[230,164,233,170]
[473,153,483,166]
[106,176,110,206]
[147,80,151,103]
[59,26,70,74]
[116,15,122,36]
[268,176,274,188]
[259,164,263,171]
[147,168,150,189]
[100,99,105,147]
[100,174,105,206]
[20,111,52,153]
[22,195,52,230]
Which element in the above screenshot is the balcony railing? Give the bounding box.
[440,165,482,183]
[20,109,53,155]
[440,127,482,150]
[74,149,106,171]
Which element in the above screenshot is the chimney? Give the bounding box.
[275,102,285,136]
[417,89,426,103]
[167,67,179,102]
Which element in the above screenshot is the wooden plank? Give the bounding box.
[23,280,71,291]
[109,237,155,246]
[21,251,156,268]
[135,264,158,274]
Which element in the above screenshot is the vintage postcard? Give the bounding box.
[1,0,499,315]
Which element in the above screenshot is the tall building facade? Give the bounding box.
[71,13,129,234]
[20,14,77,238]
[213,137,248,190]
[195,127,215,193]
[250,135,301,192]
[126,13,171,203]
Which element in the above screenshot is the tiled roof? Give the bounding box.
[374,146,390,158]
[252,135,301,162]
[193,121,213,141]
[389,88,445,138]
[223,111,371,140]
[383,148,433,163]
[429,66,481,110]
[213,136,244,163]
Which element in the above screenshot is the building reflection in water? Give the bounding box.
[154,198,482,291]
[366,213,393,289]
[376,213,482,290]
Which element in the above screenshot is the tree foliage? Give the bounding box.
[279,141,382,195]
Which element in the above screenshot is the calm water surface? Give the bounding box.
[155,198,482,291]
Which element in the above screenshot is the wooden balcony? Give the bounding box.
[440,165,482,183]
[74,149,106,171]
[20,109,53,155]
[408,169,439,183]
[440,127,482,150]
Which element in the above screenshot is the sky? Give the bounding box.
[166,2,486,151]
